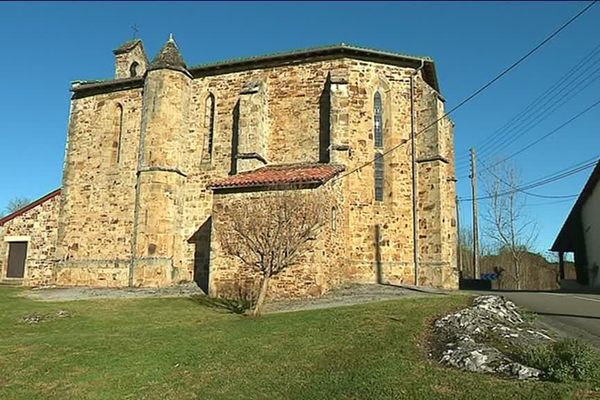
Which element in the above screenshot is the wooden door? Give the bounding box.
[7,242,27,278]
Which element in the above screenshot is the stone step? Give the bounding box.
[0,278,24,287]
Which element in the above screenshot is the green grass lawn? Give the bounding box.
[0,288,596,400]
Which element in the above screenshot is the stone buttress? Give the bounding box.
[131,36,191,286]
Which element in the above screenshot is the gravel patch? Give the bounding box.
[22,283,205,301]
[21,283,449,313]
[264,283,448,313]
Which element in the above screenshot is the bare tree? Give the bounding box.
[1,197,31,218]
[218,188,330,316]
[482,163,538,290]
[458,226,473,278]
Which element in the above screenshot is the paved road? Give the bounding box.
[490,291,600,348]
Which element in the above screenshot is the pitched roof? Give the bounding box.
[551,160,600,252]
[148,35,188,74]
[208,163,345,191]
[72,43,440,95]
[113,39,143,55]
[189,43,439,91]
[0,188,61,227]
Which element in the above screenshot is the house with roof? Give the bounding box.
[552,161,600,289]
[0,36,458,297]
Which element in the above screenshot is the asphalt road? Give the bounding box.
[491,291,600,348]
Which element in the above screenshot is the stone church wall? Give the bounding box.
[0,191,61,286]
[5,42,457,292]
[55,88,143,287]
[209,181,347,299]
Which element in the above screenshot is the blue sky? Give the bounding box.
[0,2,598,252]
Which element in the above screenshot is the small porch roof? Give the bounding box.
[207,163,345,191]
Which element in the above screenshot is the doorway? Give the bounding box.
[7,241,27,278]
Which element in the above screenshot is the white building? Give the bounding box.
[552,161,600,289]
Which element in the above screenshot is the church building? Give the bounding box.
[0,36,458,297]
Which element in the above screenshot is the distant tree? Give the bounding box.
[482,163,538,290]
[458,226,473,278]
[218,188,329,316]
[1,197,31,218]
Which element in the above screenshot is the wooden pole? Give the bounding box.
[456,196,462,279]
[559,251,565,280]
[470,148,480,279]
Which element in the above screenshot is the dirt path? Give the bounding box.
[22,283,204,301]
[21,283,452,313]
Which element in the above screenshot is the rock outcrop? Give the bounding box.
[433,295,553,380]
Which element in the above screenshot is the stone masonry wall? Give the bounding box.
[209,181,347,299]
[132,68,191,287]
[337,60,457,288]
[56,88,143,287]
[0,192,61,286]
[179,59,349,291]
[53,52,456,292]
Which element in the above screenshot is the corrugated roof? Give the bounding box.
[208,163,344,191]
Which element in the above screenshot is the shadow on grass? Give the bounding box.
[188,295,252,315]
[381,282,450,295]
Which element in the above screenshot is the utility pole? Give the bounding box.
[470,148,480,279]
[456,196,461,279]
[410,67,421,286]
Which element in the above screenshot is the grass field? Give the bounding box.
[0,288,596,399]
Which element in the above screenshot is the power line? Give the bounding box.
[458,98,600,179]
[460,157,597,201]
[457,39,600,162]
[477,65,600,158]
[523,198,577,207]
[333,0,597,182]
[455,66,600,174]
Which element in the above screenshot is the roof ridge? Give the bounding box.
[0,188,61,226]
[189,43,433,71]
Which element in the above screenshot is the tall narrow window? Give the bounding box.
[114,104,124,164]
[374,91,383,148]
[374,152,384,202]
[204,93,216,160]
[331,207,337,231]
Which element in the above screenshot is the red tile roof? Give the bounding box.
[208,163,345,190]
[0,188,61,226]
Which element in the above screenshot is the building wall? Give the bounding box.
[179,58,349,288]
[582,182,600,287]
[56,88,143,287]
[15,51,456,292]
[209,182,347,299]
[333,60,457,288]
[0,193,61,286]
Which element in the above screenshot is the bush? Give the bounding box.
[518,338,600,383]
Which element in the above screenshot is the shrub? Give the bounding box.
[518,338,600,383]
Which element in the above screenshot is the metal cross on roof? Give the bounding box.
[131,24,139,39]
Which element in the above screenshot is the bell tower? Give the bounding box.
[113,39,148,79]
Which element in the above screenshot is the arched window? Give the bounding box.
[129,62,140,77]
[114,104,124,164]
[374,91,383,148]
[374,152,384,202]
[204,93,216,160]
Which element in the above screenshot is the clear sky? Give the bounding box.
[0,1,598,253]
